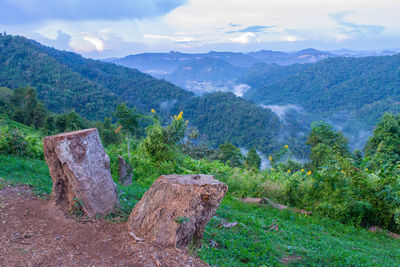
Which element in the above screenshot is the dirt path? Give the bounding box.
[0,183,208,267]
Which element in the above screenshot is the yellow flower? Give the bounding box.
[269,156,272,161]
[341,170,345,174]
[284,145,289,149]
[271,168,274,171]
[287,169,291,173]
[307,171,311,175]
[151,109,156,113]
[301,169,304,172]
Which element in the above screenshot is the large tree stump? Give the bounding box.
[127,174,227,248]
[43,128,119,217]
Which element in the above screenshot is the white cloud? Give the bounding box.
[3,0,400,56]
[83,36,104,51]
[230,32,257,44]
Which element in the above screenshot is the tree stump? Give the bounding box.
[118,156,132,186]
[43,128,119,217]
[127,174,227,248]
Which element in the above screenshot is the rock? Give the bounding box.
[43,128,119,217]
[118,156,132,186]
[241,197,312,215]
[241,197,263,204]
[127,174,227,248]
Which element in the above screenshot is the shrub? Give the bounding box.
[0,126,43,159]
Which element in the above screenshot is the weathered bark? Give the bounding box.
[43,128,119,217]
[127,174,227,248]
[118,156,132,186]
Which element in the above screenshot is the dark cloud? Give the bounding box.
[0,0,187,24]
[225,25,273,34]
[330,12,385,37]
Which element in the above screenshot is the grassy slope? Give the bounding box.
[1,155,399,266]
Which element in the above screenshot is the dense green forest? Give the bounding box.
[173,92,281,153]
[244,55,400,116]
[242,54,400,150]
[0,35,192,120]
[0,35,297,154]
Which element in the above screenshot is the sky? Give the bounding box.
[1,0,399,58]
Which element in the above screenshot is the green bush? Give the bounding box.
[0,126,43,159]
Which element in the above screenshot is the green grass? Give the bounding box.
[0,154,51,196]
[1,155,399,266]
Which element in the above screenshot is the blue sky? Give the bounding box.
[0,0,399,58]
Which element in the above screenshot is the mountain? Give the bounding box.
[108,49,339,95]
[243,54,400,149]
[108,48,400,97]
[0,34,291,155]
[239,62,307,89]
[247,48,333,65]
[245,55,400,114]
[173,92,281,153]
[0,34,192,120]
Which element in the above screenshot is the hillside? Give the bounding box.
[2,153,400,266]
[0,35,192,120]
[109,49,338,95]
[243,54,400,148]
[0,35,291,154]
[245,55,400,115]
[173,92,281,153]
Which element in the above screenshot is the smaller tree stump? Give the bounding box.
[43,128,119,217]
[118,156,132,186]
[127,174,227,248]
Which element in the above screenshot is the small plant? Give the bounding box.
[175,216,190,224]
[71,197,85,217]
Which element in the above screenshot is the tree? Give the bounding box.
[55,111,88,133]
[364,113,400,168]
[245,147,261,170]
[114,103,143,160]
[218,142,243,168]
[306,122,349,170]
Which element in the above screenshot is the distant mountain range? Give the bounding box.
[106,48,399,95]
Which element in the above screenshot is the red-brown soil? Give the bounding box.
[0,183,208,267]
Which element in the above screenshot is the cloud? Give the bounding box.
[0,0,188,24]
[230,32,259,44]
[144,34,195,42]
[233,84,251,97]
[330,11,385,38]
[31,30,71,50]
[261,104,303,121]
[226,25,273,34]
[238,25,273,33]
[228,23,241,28]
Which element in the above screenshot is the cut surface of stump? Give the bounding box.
[127,174,227,248]
[43,128,119,217]
[118,156,132,186]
